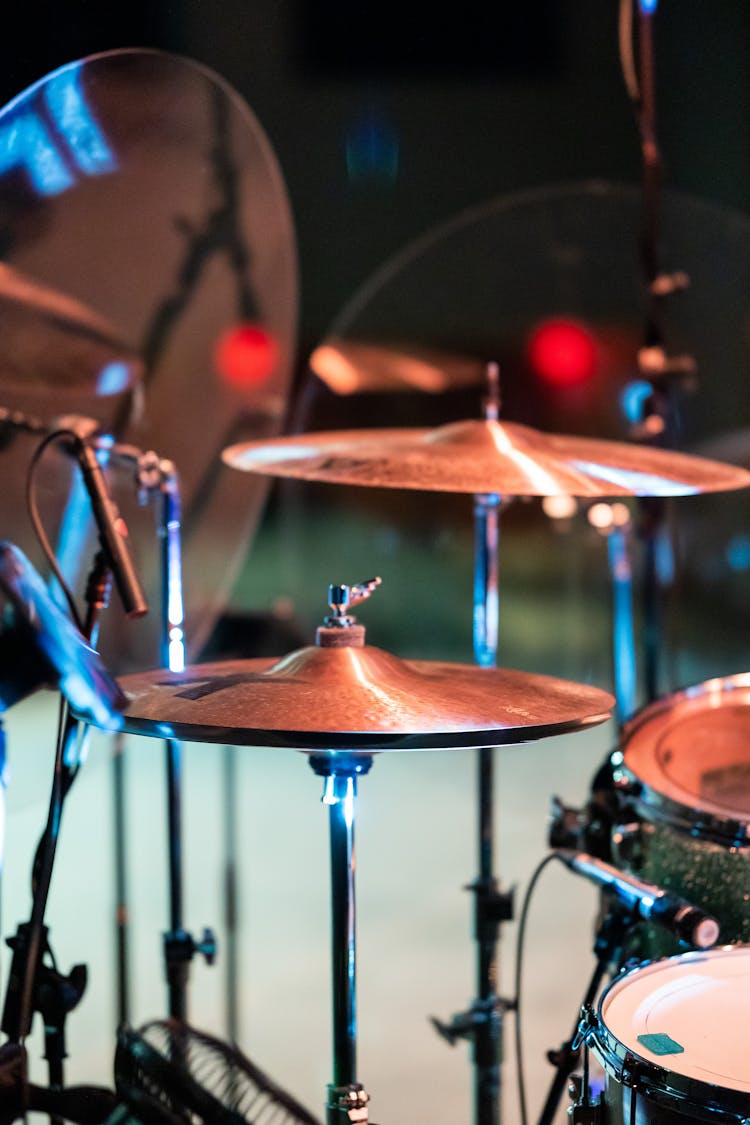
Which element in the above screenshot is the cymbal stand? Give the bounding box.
[309,752,373,1125]
[590,508,637,724]
[117,450,216,1022]
[433,364,514,1125]
[621,0,697,703]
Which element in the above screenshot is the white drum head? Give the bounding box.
[601,946,750,1092]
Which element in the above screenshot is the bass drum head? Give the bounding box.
[619,673,750,838]
[594,946,750,1122]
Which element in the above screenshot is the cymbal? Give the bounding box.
[0,261,141,395]
[308,338,486,394]
[222,419,750,497]
[110,647,613,750]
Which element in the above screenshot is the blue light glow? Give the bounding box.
[0,112,74,195]
[343,783,355,829]
[96,361,132,396]
[169,631,186,674]
[346,114,399,185]
[0,60,116,198]
[60,671,123,731]
[608,529,636,723]
[727,534,750,572]
[620,380,653,424]
[44,66,116,176]
[571,460,699,497]
[639,0,658,12]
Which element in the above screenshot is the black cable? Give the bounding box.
[25,428,85,633]
[513,851,559,1125]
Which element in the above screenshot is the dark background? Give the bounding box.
[3,1,749,361]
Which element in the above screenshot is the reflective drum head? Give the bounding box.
[619,673,750,836]
[593,946,750,1119]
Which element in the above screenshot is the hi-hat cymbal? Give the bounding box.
[110,646,613,751]
[0,261,142,396]
[222,418,750,497]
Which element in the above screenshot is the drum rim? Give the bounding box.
[615,672,750,847]
[591,946,750,1120]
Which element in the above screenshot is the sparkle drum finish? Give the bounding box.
[612,674,750,956]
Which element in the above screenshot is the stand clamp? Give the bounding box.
[2,923,86,1082]
[163,928,217,992]
[326,1082,370,1124]
[432,880,515,1044]
[467,876,514,939]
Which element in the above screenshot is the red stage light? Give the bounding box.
[215,323,278,388]
[527,318,597,388]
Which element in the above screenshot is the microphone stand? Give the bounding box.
[1,550,114,1121]
[1,429,145,1115]
[537,902,634,1125]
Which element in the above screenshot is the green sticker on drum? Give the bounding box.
[637,1032,684,1056]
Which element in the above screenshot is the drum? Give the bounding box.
[611,673,750,954]
[589,945,750,1124]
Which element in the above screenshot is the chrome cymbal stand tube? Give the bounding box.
[141,452,217,1021]
[434,366,513,1125]
[310,753,373,1125]
[307,581,381,1125]
[107,446,215,1023]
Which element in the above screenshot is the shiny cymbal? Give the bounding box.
[111,646,613,751]
[222,418,750,497]
[0,261,141,395]
[309,338,486,394]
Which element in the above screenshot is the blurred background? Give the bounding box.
[0,3,749,1124]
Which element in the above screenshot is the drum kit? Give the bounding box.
[2,32,750,1125]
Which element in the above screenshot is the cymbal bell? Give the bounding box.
[110,645,613,751]
[222,418,750,498]
[0,261,142,396]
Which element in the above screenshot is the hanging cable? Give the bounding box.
[25,428,85,633]
[513,852,559,1125]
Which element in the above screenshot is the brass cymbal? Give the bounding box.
[308,338,486,394]
[112,646,613,750]
[0,261,141,395]
[222,418,750,497]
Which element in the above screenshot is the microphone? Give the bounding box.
[73,434,148,619]
[555,849,720,950]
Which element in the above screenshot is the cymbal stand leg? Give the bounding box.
[309,754,373,1125]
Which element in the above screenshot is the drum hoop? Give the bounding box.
[620,773,750,849]
[593,951,750,1122]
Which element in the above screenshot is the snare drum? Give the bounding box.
[589,945,750,1124]
[611,673,750,954]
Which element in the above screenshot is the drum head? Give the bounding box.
[621,673,750,826]
[599,946,750,1095]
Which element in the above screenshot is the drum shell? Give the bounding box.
[610,674,750,955]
